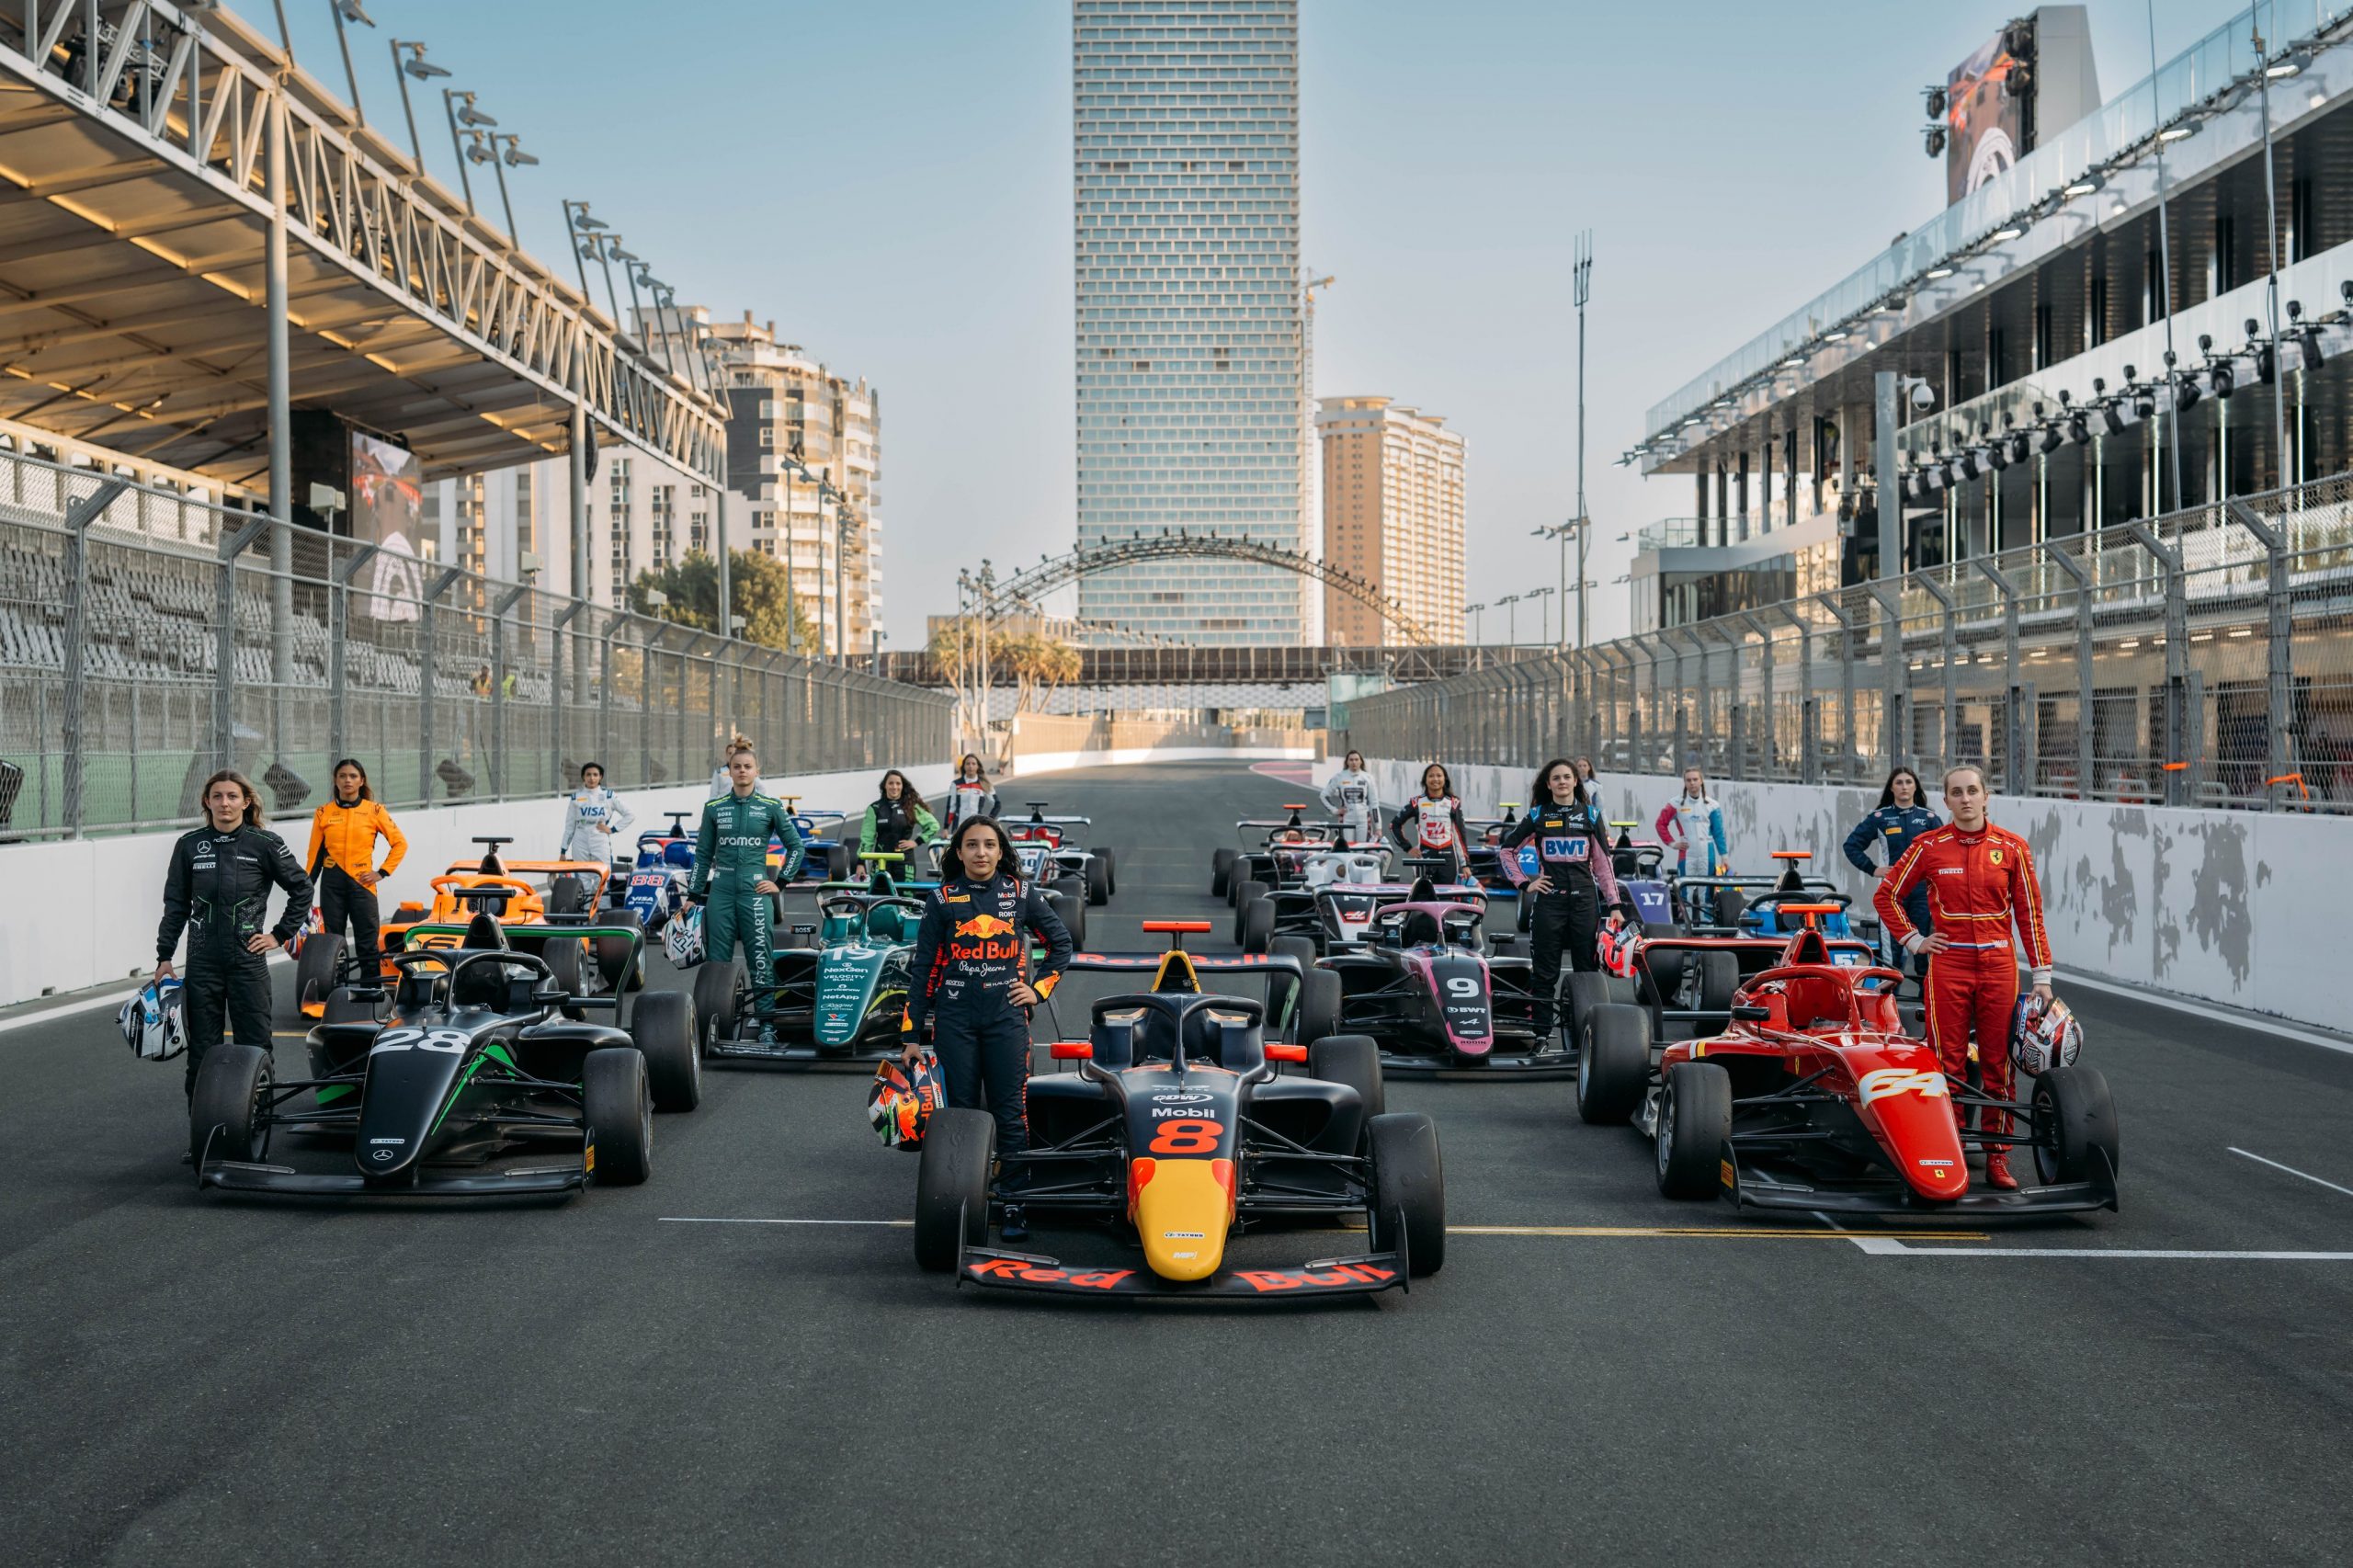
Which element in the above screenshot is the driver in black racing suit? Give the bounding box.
[1499,757,1621,1040]
[901,814,1072,1240]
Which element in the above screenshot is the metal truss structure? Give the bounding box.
[974,533,1443,647]
[0,1,722,484]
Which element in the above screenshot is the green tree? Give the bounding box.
[629,548,816,653]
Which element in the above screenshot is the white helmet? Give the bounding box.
[119,980,187,1062]
[664,903,707,969]
[2010,994,2083,1077]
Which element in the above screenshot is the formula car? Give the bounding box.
[916,922,1443,1298]
[617,812,699,931]
[192,892,699,1197]
[1580,906,2120,1215]
[696,856,923,1064]
[1605,824,1679,934]
[777,795,854,883]
[372,839,642,1000]
[1313,898,1552,1074]
[1007,801,1117,906]
[1236,854,1487,957]
[1211,804,1343,907]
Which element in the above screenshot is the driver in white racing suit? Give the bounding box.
[557,761,635,870]
[1321,750,1381,844]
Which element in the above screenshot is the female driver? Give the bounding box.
[158,771,312,1100]
[304,758,406,982]
[1388,762,1469,881]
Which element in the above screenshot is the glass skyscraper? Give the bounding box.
[1073,0,1303,646]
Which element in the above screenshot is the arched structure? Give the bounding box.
[966,534,1441,647]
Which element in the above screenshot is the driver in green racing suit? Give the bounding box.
[688,745,805,998]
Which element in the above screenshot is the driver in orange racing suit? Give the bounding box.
[1872,764,2052,1190]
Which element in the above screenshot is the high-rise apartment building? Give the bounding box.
[1316,395,1466,648]
[420,449,710,609]
[1073,0,1303,646]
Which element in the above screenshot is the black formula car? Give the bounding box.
[1311,899,1550,1074]
[190,892,699,1197]
[916,922,1443,1298]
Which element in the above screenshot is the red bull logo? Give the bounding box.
[953,913,1017,940]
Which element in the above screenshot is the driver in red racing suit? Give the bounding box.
[1871,765,2052,1190]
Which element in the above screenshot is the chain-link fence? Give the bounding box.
[0,449,950,840]
[1342,472,2353,812]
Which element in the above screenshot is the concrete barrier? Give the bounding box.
[1006,745,1315,778]
[1362,756,2339,1032]
[0,763,949,1009]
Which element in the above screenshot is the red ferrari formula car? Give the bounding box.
[1577,906,2120,1214]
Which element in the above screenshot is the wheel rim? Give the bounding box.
[1656,1082,1675,1176]
[1574,1034,1591,1106]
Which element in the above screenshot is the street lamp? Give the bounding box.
[1465,601,1485,644]
[1528,585,1556,645]
[1531,517,1591,648]
[1497,593,1522,645]
[389,41,448,174]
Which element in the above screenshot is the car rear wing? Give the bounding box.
[394,920,642,1012]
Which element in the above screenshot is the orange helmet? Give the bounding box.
[868,1051,948,1151]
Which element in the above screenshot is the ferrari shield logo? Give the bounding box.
[1989,847,2005,866]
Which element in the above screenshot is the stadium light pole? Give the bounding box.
[2253,10,2290,490]
[440,89,494,215]
[1574,229,1593,588]
[329,0,372,129]
[389,41,448,175]
[2146,0,2185,512]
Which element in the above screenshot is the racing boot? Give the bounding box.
[1984,1152,2018,1190]
[999,1204,1029,1243]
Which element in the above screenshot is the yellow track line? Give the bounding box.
[1450,1225,1993,1240]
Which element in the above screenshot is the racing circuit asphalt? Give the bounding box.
[6,759,2353,1566]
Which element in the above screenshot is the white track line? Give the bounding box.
[2229,1147,2353,1199]
[659,1217,912,1226]
[2056,971,2353,1058]
[1862,1244,2353,1259]
[2,954,295,1040]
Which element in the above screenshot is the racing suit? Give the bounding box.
[859,798,941,859]
[688,790,804,987]
[1501,801,1622,1036]
[304,797,404,975]
[942,778,998,831]
[903,871,1073,1153]
[1874,823,2052,1147]
[1321,767,1381,844]
[1843,803,1940,973]
[1655,793,1728,876]
[1389,794,1469,881]
[158,824,312,1096]
[558,785,636,869]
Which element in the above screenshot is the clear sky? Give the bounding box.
[281,0,2246,646]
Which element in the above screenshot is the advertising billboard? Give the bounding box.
[351,430,426,622]
[1944,20,2032,207]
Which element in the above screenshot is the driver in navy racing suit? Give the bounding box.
[1500,759,1622,1040]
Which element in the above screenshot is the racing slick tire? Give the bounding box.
[914,1108,995,1272]
[1099,847,1117,898]
[1713,886,1746,932]
[1693,949,1740,1016]
[546,874,588,915]
[294,932,344,1020]
[597,908,646,993]
[2030,1064,2120,1186]
[1564,971,1616,1038]
[1292,965,1342,1048]
[692,955,744,1055]
[322,985,378,1026]
[1271,934,1318,970]
[1575,1003,1650,1125]
[1231,880,1267,937]
[1052,876,1086,918]
[1048,890,1086,955]
[1368,1112,1444,1277]
[1655,1060,1733,1199]
[1211,847,1236,899]
[825,843,855,883]
[631,989,701,1113]
[189,1043,272,1166]
[1311,1033,1384,1123]
[544,936,584,1000]
[1239,895,1275,955]
[582,1047,653,1186]
[1086,852,1111,907]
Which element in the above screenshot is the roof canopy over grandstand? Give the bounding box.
[0,2,722,490]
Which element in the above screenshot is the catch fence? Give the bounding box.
[1342,472,2353,812]
[0,447,950,839]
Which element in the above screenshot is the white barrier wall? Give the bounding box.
[0,764,950,1009]
[1363,756,2343,1032]
[1006,745,1315,778]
